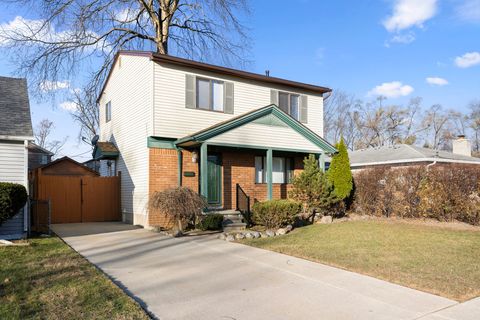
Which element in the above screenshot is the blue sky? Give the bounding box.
[0,0,479,160]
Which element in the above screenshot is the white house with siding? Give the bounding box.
[0,76,33,239]
[96,51,336,228]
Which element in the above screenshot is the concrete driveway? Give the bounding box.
[51,223,478,320]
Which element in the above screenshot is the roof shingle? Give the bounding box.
[0,76,33,138]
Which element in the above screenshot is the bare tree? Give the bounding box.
[323,90,361,149]
[422,104,452,150]
[0,0,251,136]
[468,101,480,152]
[34,119,68,156]
[68,89,100,142]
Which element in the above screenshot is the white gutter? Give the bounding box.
[0,135,34,141]
[350,157,480,168]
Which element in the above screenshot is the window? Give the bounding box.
[105,101,111,122]
[196,78,224,111]
[278,92,300,120]
[255,156,294,184]
[40,155,48,165]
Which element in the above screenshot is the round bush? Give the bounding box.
[252,199,300,229]
[0,182,28,226]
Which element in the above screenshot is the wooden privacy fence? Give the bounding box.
[34,175,121,224]
[30,199,51,234]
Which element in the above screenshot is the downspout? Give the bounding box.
[426,151,439,171]
[175,147,183,187]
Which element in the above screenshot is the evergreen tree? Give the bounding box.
[289,154,338,219]
[328,137,353,200]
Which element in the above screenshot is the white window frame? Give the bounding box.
[105,101,112,122]
[196,77,225,112]
[278,91,300,120]
[255,156,294,184]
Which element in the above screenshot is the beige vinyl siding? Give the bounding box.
[99,55,152,226]
[0,140,27,239]
[207,122,322,152]
[152,62,324,139]
[0,140,27,184]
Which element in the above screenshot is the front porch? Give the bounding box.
[147,105,337,228]
[194,144,321,209]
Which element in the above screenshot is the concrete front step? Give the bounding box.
[211,209,241,215]
[223,222,247,232]
[218,209,246,232]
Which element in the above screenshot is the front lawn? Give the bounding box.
[0,237,149,320]
[242,220,480,301]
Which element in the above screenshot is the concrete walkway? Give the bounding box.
[51,223,478,320]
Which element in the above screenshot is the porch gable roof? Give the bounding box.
[174,105,337,154]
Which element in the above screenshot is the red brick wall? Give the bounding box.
[222,151,304,209]
[148,147,305,227]
[148,148,199,228]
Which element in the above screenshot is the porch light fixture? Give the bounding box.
[191,151,198,163]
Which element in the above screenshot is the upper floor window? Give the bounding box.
[278,92,299,120]
[186,74,234,114]
[105,101,111,122]
[196,78,224,112]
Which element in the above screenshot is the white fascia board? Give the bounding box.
[350,157,480,168]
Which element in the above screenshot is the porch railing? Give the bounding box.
[236,183,251,225]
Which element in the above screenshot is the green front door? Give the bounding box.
[207,155,222,205]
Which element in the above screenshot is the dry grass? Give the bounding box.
[0,237,149,320]
[242,220,480,302]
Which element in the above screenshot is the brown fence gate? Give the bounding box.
[31,159,121,224]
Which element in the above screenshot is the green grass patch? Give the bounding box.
[0,237,149,320]
[242,220,480,302]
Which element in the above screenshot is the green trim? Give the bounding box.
[93,146,119,160]
[177,149,183,186]
[206,142,322,154]
[147,136,176,149]
[252,114,288,127]
[200,143,208,199]
[175,105,337,154]
[266,148,273,200]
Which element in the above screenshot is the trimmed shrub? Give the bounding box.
[252,199,301,229]
[328,137,353,200]
[352,165,480,225]
[197,214,224,231]
[149,187,206,233]
[0,182,28,226]
[289,154,339,220]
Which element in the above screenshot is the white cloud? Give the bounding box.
[385,32,415,47]
[0,15,108,50]
[59,101,77,111]
[456,0,480,22]
[368,81,414,98]
[455,52,480,68]
[39,80,70,92]
[383,0,438,32]
[0,16,46,45]
[426,77,448,86]
[390,33,416,44]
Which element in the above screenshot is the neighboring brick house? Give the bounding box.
[0,76,34,239]
[97,51,336,228]
[345,139,480,172]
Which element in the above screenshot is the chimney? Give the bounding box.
[265,70,270,77]
[452,135,472,157]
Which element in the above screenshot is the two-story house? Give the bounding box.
[97,51,336,228]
